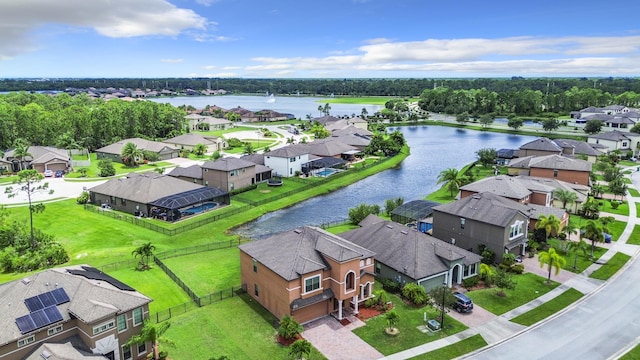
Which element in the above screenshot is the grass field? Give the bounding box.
[161,247,241,296]
[465,273,559,315]
[107,267,192,313]
[352,291,467,355]
[598,200,630,217]
[65,152,172,178]
[625,225,640,245]
[628,188,640,197]
[165,293,326,360]
[410,334,488,360]
[510,288,584,326]
[590,252,631,280]
[549,239,607,273]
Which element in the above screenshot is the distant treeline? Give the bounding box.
[2,77,640,98]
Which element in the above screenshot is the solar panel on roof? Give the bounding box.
[30,308,49,328]
[38,291,57,307]
[25,296,44,312]
[43,306,63,323]
[15,315,36,334]
[51,288,70,304]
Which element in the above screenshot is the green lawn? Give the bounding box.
[352,291,467,355]
[0,175,19,184]
[606,220,628,242]
[510,288,584,326]
[224,139,279,154]
[620,343,640,360]
[409,334,488,360]
[590,252,631,280]
[465,273,560,315]
[597,200,630,217]
[628,188,640,197]
[165,293,326,360]
[161,247,241,296]
[65,152,172,178]
[107,267,192,313]
[625,225,640,245]
[549,239,607,273]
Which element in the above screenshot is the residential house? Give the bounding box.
[4,146,72,173]
[201,157,258,192]
[184,114,233,131]
[263,145,310,177]
[433,192,568,262]
[95,138,179,164]
[518,138,563,157]
[163,133,226,153]
[340,215,482,289]
[587,130,640,155]
[89,172,230,221]
[166,165,205,185]
[552,139,604,163]
[508,154,592,186]
[325,117,368,131]
[239,226,376,324]
[300,138,360,160]
[0,265,151,360]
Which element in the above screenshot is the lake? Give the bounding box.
[233,126,537,238]
[148,94,383,119]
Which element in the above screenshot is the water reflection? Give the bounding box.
[233,126,536,238]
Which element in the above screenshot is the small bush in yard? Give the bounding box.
[401,283,429,306]
[463,276,479,288]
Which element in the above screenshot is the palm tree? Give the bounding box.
[125,319,175,360]
[538,248,566,284]
[562,221,579,241]
[590,185,605,199]
[13,139,32,171]
[568,236,589,270]
[535,214,562,242]
[193,143,207,157]
[554,189,578,210]
[582,220,604,258]
[479,263,496,286]
[437,168,463,197]
[121,142,144,166]
[132,242,156,270]
[278,315,303,341]
[289,339,312,360]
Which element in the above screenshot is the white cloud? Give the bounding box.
[161,58,184,63]
[0,0,208,59]
[195,0,220,6]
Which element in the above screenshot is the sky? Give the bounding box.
[1,0,639,79]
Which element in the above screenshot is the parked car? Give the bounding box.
[453,292,474,313]
[44,169,53,177]
[55,170,64,178]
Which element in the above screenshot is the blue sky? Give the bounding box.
[1,0,639,78]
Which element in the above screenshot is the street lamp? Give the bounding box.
[441,281,447,330]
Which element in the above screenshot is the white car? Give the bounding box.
[44,169,53,177]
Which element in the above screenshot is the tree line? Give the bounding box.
[2,77,640,98]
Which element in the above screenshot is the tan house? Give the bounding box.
[0,265,151,360]
[239,227,376,324]
[201,157,258,192]
[4,146,71,174]
[508,154,592,186]
[95,138,179,164]
[163,133,226,153]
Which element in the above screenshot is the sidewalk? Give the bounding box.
[377,171,640,359]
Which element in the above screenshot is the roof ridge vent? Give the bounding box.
[400,230,408,235]
[21,278,31,285]
[385,224,393,229]
[293,229,302,234]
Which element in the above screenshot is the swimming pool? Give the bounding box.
[315,168,338,177]
[180,202,217,215]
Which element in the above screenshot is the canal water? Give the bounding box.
[233,126,537,238]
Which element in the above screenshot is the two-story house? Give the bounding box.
[201,157,258,192]
[238,226,376,324]
[508,154,592,186]
[0,265,151,360]
[340,215,482,290]
[587,130,640,155]
[263,145,310,178]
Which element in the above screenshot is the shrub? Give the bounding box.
[558,233,567,240]
[379,278,402,293]
[401,283,429,306]
[143,150,159,162]
[510,264,524,274]
[348,203,381,225]
[277,315,303,340]
[76,191,90,205]
[97,159,115,177]
[610,200,620,210]
[462,276,479,288]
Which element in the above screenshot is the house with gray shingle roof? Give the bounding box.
[239,226,376,324]
[553,138,604,162]
[202,157,260,191]
[587,130,640,154]
[518,138,563,157]
[0,265,151,360]
[340,215,481,290]
[163,133,226,153]
[95,138,179,164]
[263,144,310,177]
[433,192,565,263]
[4,146,72,174]
[508,154,592,186]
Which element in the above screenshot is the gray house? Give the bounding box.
[432,192,530,263]
[340,215,482,290]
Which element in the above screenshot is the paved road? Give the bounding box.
[465,170,640,360]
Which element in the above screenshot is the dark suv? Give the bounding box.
[453,292,473,313]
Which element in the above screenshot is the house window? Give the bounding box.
[509,221,524,239]
[254,284,259,296]
[304,275,321,293]
[48,324,63,336]
[289,157,296,162]
[460,218,466,229]
[553,169,558,178]
[138,343,147,356]
[375,263,381,274]
[120,198,126,206]
[133,308,143,326]
[253,259,258,273]
[122,345,132,360]
[359,260,364,267]
[230,182,235,191]
[366,258,371,266]
[345,271,355,292]
[17,335,35,347]
[623,141,628,148]
[93,320,115,335]
[230,170,237,176]
[117,314,127,332]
